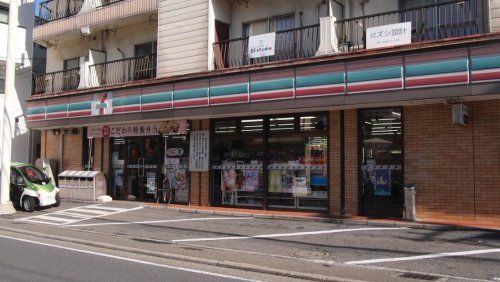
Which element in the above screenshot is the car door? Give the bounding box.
[10,168,24,203]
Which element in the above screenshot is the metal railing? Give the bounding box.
[88,55,157,87]
[38,0,124,23]
[213,24,320,70]
[38,0,84,23]
[335,0,486,52]
[34,68,80,95]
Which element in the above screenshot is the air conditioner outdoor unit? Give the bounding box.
[81,26,92,36]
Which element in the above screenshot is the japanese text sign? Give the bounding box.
[366,22,411,49]
[248,32,276,59]
[189,130,210,172]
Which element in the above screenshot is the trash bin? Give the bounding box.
[404,184,417,221]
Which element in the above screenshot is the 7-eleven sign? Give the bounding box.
[92,92,113,116]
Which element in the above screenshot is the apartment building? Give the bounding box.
[0,0,37,167]
[27,0,500,224]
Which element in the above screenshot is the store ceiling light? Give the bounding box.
[272,117,294,121]
[300,116,316,119]
[241,119,263,123]
[372,122,401,126]
[270,127,294,131]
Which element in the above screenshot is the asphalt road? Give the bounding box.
[0,235,255,282]
[2,201,500,281]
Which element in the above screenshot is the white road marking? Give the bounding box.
[17,205,143,226]
[346,248,500,265]
[69,208,113,215]
[82,205,131,212]
[172,227,408,242]
[68,217,253,227]
[33,215,76,224]
[0,234,260,282]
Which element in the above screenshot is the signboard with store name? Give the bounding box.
[366,22,411,49]
[189,130,210,171]
[87,120,188,138]
[248,32,276,58]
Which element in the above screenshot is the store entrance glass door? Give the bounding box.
[126,137,160,201]
[359,108,404,218]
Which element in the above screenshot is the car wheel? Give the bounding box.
[22,197,35,212]
[53,193,61,207]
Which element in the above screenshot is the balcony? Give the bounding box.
[38,0,124,24]
[335,0,486,52]
[213,24,320,70]
[33,0,158,41]
[88,55,156,87]
[33,55,156,95]
[212,0,486,70]
[34,68,80,95]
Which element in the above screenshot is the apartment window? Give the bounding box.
[134,42,157,80]
[63,57,79,70]
[0,7,8,24]
[63,57,80,91]
[243,15,295,64]
[243,14,295,37]
[0,78,5,94]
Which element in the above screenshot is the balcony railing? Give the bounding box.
[88,55,157,87]
[34,68,80,95]
[38,0,124,23]
[213,24,320,70]
[335,0,486,51]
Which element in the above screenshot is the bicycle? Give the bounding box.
[157,187,174,204]
[157,173,175,205]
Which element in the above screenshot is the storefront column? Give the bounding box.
[344,109,358,216]
[93,137,110,176]
[329,111,341,216]
[62,128,84,171]
[189,119,210,207]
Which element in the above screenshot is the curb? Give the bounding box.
[0,225,363,282]
[166,206,493,231]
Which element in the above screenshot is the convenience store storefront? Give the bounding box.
[87,121,191,203]
[211,113,329,211]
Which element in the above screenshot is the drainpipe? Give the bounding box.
[117,48,126,82]
[59,130,64,171]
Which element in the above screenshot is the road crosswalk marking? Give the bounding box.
[17,204,143,226]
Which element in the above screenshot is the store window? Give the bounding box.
[212,113,328,211]
[359,108,404,218]
[162,135,190,204]
[212,118,265,208]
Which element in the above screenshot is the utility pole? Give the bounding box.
[0,0,19,214]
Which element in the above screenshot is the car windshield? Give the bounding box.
[18,166,50,185]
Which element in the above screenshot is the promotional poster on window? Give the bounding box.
[374,169,391,196]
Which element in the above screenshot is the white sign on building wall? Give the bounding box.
[366,22,412,49]
[189,130,209,172]
[248,32,276,59]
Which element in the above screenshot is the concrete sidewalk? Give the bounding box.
[145,202,500,231]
